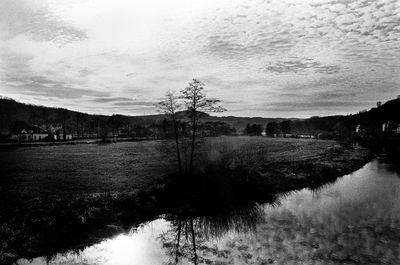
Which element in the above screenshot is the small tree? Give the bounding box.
[265,122,279,137]
[92,116,101,138]
[180,79,225,174]
[280,120,291,135]
[244,123,262,135]
[107,114,126,136]
[75,113,84,137]
[40,108,52,132]
[244,123,251,135]
[57,109,69,140]
[158,91,183,175]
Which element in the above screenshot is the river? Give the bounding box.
[16,157,400,264]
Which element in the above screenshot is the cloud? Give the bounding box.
[0,0,86,44]
[113,101,156,107]
[260,100,371,111]
[0,52,108,100]
[228,97,373,115]
[4,75,109,99]
[314,65,341,74]
[92,97,133,103]
[79,68,94,77]
[262,58,341,74]
[263,59,318,74]
[126,73,137,78]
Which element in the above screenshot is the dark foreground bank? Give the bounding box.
[0,142,373,264]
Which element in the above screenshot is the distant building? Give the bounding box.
[382,121,390,132]
[53,133,73,140]
[49,125,73,141]
[55,131,73,140]
[298,134,315,139]
[19,129,30,141]
[19,126,48,141]
[32,132,48,141]
[382,121,400,134]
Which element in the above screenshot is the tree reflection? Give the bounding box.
[159,203,265,264]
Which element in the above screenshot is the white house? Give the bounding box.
[53,132,73,140]
[382,121,400,134]
[19,126,48,141]
[382,121,390,132]
[32,132,48,141]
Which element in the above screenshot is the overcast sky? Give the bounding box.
[0,0,399,118]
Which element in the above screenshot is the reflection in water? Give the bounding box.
[161,204,265,264]
[16,159,400,264]
[166,218,198,265]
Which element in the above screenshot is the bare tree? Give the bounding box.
[57,109,69,140]
[93,116,101,138]
[158,91,183,175]
[180,79,225,174]
[107,114,126,136]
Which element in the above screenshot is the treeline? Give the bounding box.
[241,97,400,140]
[243,120,292,136]
[289,98,400,137]
[243,123,263,135]
[0,97,236,140]
[2,95,399,142]
[274,97,400,140]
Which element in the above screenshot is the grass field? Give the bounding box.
[0,137,336,200]
[0,136,372,264]
[0,140,171,199]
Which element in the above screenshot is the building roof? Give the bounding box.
[27,125,47,134]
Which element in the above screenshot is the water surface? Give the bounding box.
[17,158,400,264]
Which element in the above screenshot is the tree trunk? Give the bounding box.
[189,109,196,174]
[76,120,79,138]
[190,219,198,265]
[62,120,66,140]
[175,220,182,263]
[172,115,182,175]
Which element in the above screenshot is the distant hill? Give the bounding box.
[345,98,400,130]
[0,96,287,136]
[2,96,398,138]
[289,97,400,135]
[0,97,109,135]
[129,111,289,133]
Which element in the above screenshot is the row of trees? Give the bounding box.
[8,79,229,151]
[243,121,292,137]
[265,120,291,136]
[11,108,133,139]
[11,110,234,143]
[244,123,263,135]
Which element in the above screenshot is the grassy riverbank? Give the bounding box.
[0,137,373,264]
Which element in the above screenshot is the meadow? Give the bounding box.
[0,136,373,264]
[0,137,337,200]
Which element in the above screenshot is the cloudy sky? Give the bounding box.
[0,0,399,118]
